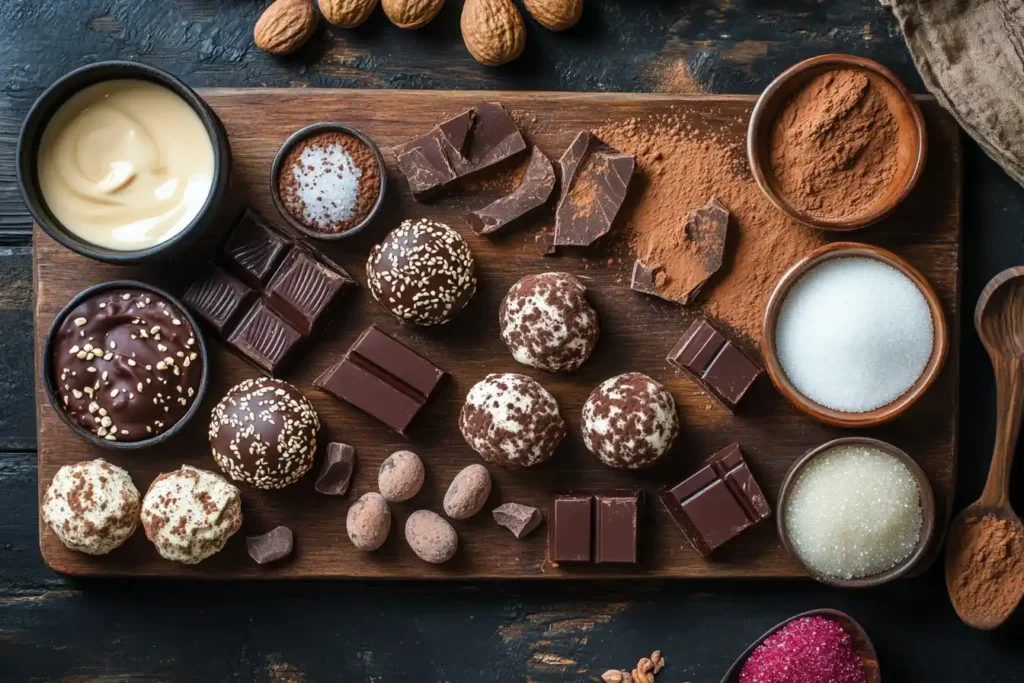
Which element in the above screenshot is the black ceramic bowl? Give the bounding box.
[17,61,232,264]
[42,280,210,450]
[270,122,387,241]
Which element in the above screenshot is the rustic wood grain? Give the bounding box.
[32,89,961,579]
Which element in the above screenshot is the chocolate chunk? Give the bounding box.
[246,526,294,565]
[667,317,763,411]
[550,495,593,563]
[395,103,527,199]
[492,502,542,538]
[315,442,356,496]
[535,229,557,256]
[227,299,304,375]
[182,268,257,336]
[314,325,447,435]
[594,492,641,564]
[553,131,635,247]
[630,200,730,304]
[466,147,556,235]
[660,444,771,557]
[222,211,291,288]
[265,248,356,335]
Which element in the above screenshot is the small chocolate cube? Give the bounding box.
[182,267,256,336]
[265,248,356,335]
[594,492,641,564]
[550,495,593,563]
[228,299,304,375]
[667,317,762,411]
[222,211,292,288]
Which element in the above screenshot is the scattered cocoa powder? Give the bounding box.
[654,59,706,95]
[769,69,900,219]
[595,114,824,342]
[947,514,1024,625]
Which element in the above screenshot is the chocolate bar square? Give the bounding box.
[549,495,593,564]
[182,268,257,336]
[668,317,762,411]
[660,444,771,557]
[265,248,356,335]
[222,211,292,288]
[594,492,641,564]
[227,299,304,375]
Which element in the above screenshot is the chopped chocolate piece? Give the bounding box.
[314,325,447,435]
[246,526,294,565]
[630,200,730,304]
[660,443,771,557]
[227,299,304,374]
[492,502,543,539]
[222,211,292,288]
[594,492,641,564]
[265,247,357,335]
[182,268,257,336]
[315,442,356,496]
[466,147,556,235]
[535,229,557,256]
[668,317,763,411]
[553,131,635,247]
[394,103,526,199]
[550,495,593,563]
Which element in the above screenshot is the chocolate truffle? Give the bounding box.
[141,465,242,564]
[582,372,679,469]
[41,459,140,555]
[366,219,477,325]
[499,272,599,373]
[209,377,320,490]
[50,287,203,442]
[459,373,566,468]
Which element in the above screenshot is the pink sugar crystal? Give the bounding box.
[739,616,867,683]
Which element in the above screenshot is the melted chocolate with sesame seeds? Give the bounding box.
[51,288,203,442]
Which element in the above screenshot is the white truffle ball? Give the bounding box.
[41,459,140,555]
[582,372,679,469]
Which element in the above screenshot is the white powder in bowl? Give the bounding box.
[290,143,363,229]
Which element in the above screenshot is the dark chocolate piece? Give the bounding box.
[667,317,763,411]
[466,147,556,235]
[535,229,557,256]
[227,299,304,375]
[246,526,294,565]
[313,325,446,434]
[182,268,257,336]
[265,247,356,335]
[315,442,356,496]
[492,502,543,539]
[549,495,593,563]
[395,103,527,199]
[222,210,291,288]
[630,200,730,304]
[553,131,635,247]
[594,492,641,564]
[660,443,771,557]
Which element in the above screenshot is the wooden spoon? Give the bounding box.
[719,609,880,683]
[944,266,1024,630]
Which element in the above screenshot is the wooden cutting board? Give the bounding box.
[33,89,961,579]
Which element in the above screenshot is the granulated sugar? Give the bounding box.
[290,143,362,226]
[775,256,933,412]
[784,444,922,579]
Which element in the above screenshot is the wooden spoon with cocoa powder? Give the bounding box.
[945,267,1024,630]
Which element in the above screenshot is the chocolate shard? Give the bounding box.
[466,147,556,235]
[315,442,356,496]
[265,247,357,336]
[222,210,292,288]
[660,444,771,557]
[550,495,593,563]
[630,200,730,304]
[594,491,642,564]
[246,526,294,565]
[493,502,543,539]
[314,325,447,435]
[668,317,763,411]
[553,131,635,247]
[535,229,557,256]
[182,267,257,336]
[227,299,305,375]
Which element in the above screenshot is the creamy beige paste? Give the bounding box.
[37,79,214,251]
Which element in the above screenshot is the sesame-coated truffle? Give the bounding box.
[366,218,477,326]
[582,372,679,469]
[459,373,566,468]
[209,377,320,490]
[499,272,599,373]
[140,465,242,564]
[41,459,140,555]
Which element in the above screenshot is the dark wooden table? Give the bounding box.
[2,1,1022,680]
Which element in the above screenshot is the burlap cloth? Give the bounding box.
[882,0,1024,185]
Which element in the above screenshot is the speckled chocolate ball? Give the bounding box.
[459,373,566,468]
[209,377,320,490]
[582,372,679,469]
[499,272,599,373]
[366,218,477,326]
[41,459,140,555]
[405,510,458,564]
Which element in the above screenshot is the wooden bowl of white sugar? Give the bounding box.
[761,241,948,428]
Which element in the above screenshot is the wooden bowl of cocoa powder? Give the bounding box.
[747,54,927,231]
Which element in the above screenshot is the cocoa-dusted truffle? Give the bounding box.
[499,272,599,373]
[366,218,477,325]
[582,372,679,469]
[209,377,320,489]
[141,465,242,564]
[41,459,140,555]
[459,373,566,468]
